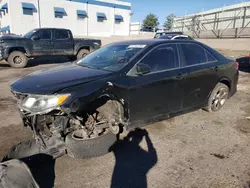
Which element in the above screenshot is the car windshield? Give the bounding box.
[23,29,37,38]
[77,44,147,72]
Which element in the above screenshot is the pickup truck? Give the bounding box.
[0,28,102,68]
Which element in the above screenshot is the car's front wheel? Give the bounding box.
[65,130,116,159]
[8,51,28,68]
[76,49,90,60]
[65,111,117,159]
[204,83,229,112]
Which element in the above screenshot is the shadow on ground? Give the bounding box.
[1,139,55,188]
[110,128,158,188]
[237,56,250,73]
[22,154,56,188]
[0,154,55,188]
[0,56,70,69]
[0,128,157,188]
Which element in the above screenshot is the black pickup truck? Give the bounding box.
[0,28,102,68]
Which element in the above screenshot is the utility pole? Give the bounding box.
[37,0,41,28]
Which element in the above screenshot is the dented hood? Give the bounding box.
[11,62,111,94]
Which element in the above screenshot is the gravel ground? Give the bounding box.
[0,50,249,188]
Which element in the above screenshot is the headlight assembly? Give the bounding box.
[20,94,70,114]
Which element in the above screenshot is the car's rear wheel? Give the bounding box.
[204,83,229,112]
[8,51,28,68]
[76,49,90,60]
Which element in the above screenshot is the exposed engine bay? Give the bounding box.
[12,90,126,158]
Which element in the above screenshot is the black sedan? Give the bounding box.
[9,39,239,160]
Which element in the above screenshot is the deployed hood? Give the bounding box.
[11,62,112,94]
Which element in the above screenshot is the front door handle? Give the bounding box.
[173,74,183,80]
[214,66,219,72]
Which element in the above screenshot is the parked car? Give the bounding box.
[154,31,183,39]
[9,39,238,159]
[237,56,250,70]
[140,26,155,32]
[0,28,101,68]
[157,34,193,40]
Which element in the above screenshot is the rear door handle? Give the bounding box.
[173,74,183,80]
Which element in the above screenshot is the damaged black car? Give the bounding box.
[9,39,239,159]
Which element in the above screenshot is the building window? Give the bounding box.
[22,3,36,15]
[54,7,66,18]
[77,10,87,19]
[115,15,123,24]
[0,9,4,17]
[23,8,33,15]
[97,12,107,22]
[55,12,64,18]
[1,3,8,14]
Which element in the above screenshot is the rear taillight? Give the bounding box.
[235,61,239,70]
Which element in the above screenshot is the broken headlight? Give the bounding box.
[20,94,71,114]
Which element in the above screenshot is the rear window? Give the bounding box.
[55,30,70,40]
[180,43,216,66]
[206,51,216,62]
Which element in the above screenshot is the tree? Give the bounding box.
[142,13,159,29]
[164,14,175,30]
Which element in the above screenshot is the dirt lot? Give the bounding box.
[0,50,250,188]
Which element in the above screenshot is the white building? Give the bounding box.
[0,0,132,37]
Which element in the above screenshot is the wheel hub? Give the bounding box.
[13,56,22,64]
[72,113,109,140]
[211,88,228,111]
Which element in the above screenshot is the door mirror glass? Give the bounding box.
[31,35,39,40]
[136,63,151,75]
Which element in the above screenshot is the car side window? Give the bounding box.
[139,44,179,73]
[180,43,208,66]
[35,30,52,40]
[206,51,216,62]
[55,30,70,40]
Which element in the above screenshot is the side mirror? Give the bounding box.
[136,63,150,75]
[31,36,39,40]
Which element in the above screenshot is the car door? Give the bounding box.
[127,44,183,124]
[53,29,74,56]
[32,29,54,56]
[177,43,220,109]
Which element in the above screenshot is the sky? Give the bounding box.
[127,0,249,25]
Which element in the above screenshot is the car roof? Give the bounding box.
[111,39,199,46]
[159,34,189,39]
[156,31,183,34]
[34,28,70,31]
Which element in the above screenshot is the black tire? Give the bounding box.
[65,130,117,159]
[204,83,229,112]
[8,51,28,68]
[76,49,90,60]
